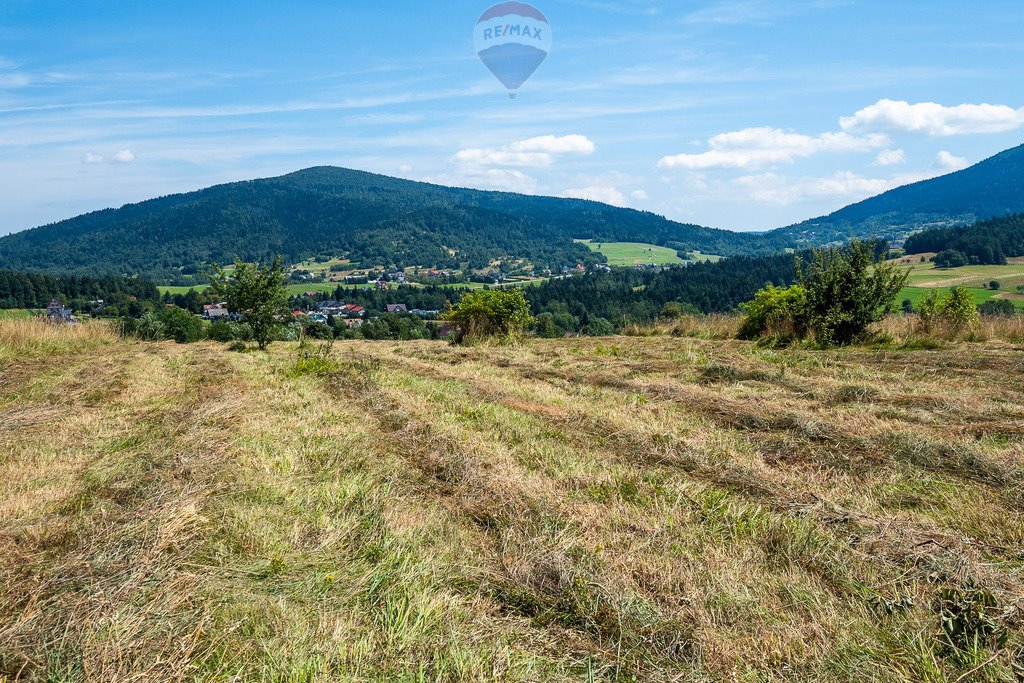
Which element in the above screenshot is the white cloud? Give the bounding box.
[113,149,136,163]
[453,134,595,169]
[561,186,626,206]
[732,171,925,206]
[935,150,969,171]
[82,151,105,164]
[428,169,538,195]
[398,164,413,174]
[631,189,649,200]
[658,127,888,170]
[840,99,1024,136]
[452,148,553,168]
[872,149,906,166]
[510,134,596,155]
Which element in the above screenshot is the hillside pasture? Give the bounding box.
[1,322,1022,681]
[578,240,687,266]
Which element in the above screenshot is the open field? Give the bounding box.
[894,256,1024,310]
[578,240,685,266]
[2,321,1023,681]
[895,257,1024,310]
[0,309,31,320]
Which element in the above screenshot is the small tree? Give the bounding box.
[938,286,979,332]
[442,289,532,345]
[209,257,289,350]
[799,240,909,346]
[916,289,941,333]
[988,280,1001,291]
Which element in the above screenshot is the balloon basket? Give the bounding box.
[508,92,517,101]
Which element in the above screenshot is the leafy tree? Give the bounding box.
[210,257,289,350]
[443,289,532,345]
[933,249,969,269]
[988,280,1001,290]
[798,240,909,346]
[901,299,914,315]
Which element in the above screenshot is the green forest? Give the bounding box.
[0,167,789,283]
[903,213,1024,265]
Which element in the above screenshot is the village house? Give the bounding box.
[386,304,408,314]
[43,298,76,324]
[203,303,230,320]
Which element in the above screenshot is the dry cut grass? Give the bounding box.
[1,318,1023,682]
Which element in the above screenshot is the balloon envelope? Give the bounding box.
[474,2,551,95]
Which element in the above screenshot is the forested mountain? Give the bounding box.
[903,213,1024,265]
[0,167,787,282]
[770,143,1024,245]
[0,270,160,309]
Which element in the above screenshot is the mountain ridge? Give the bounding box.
[769,143,1024,244]
[0,167,785,282]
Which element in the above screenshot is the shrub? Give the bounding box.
[158,306,206,343]
[979,299,1017,317]
[442,289,532,345]
[799,240,909,346]
[916,289,941,333]
[938,286,979,332]
[136,311,166,341]
[738,241,907,347]
[583,317,616,337]
[988,280,1001,291]
[737,285,807,343]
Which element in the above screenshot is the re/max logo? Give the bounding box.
[482,24,544,41]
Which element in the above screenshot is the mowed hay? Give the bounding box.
[1,323,1023,681]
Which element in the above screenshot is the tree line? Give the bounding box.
[0,269,160,312]
[903,213,1024,266]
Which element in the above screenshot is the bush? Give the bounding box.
[739,241,907,347]
[933,249,969,269]
[978,299,1016,317]
[583,317,616,337]
[442,289,532,345]
[208,320,253,342]
[737,285,807,343]
[988,280,1001,291]
[938,286,980,332]
[799,240,909,346]
[158,306,206,343]
[135,311,166,341]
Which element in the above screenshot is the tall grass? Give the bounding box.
[0,318,121,359]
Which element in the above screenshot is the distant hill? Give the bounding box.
[770,143,1024,245]
[0,167,786,282]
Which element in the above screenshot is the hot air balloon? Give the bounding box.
[474,2,551,99]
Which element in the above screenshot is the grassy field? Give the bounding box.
[578,240,686,266]
[896,256,1024,310]
[0,309,32,320]
[1,319,1022,681]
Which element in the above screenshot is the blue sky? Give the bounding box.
[1,0,1023,235]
